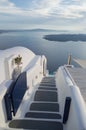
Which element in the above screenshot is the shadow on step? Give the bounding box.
[30,102,59,112]
[34,90,58,102]
[25,111,61,119]
[9,119,63,130]
[38,86,57,91]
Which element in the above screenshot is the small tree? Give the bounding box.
[14,55,22,68]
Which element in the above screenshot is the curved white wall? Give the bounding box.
[0,46,35,83]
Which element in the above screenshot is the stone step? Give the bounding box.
[30,102,59,112]
[43,77,55,79]
[38,86,57,91]
[41,81,55,84]
[40,83,56,87]
[34,90,58,102]
[41,78,55,81]
[25,111,61,119]
[9,119,63,130]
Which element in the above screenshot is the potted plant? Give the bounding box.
[14,55,22,68]
[12,55,22,80]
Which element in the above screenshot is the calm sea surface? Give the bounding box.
[0,31,86,73]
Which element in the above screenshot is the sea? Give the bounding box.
[0,30,86,73]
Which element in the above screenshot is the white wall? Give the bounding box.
[0,80,13,127]
[0,46,47,127]
[0,46,35,84]
[0,58,6,84]
[26,55,47,91]
[0,46,48,85]
[56,66,86,130]
[56,67,71,115]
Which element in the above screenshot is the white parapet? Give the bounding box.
[56,65,86,130]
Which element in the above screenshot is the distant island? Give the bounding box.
[0,29,68,34]
[43,34,86,42]
[0,29,56,34]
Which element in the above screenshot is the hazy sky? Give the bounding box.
[0,0,86,32]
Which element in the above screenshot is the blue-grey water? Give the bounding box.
[0,30,86,73]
